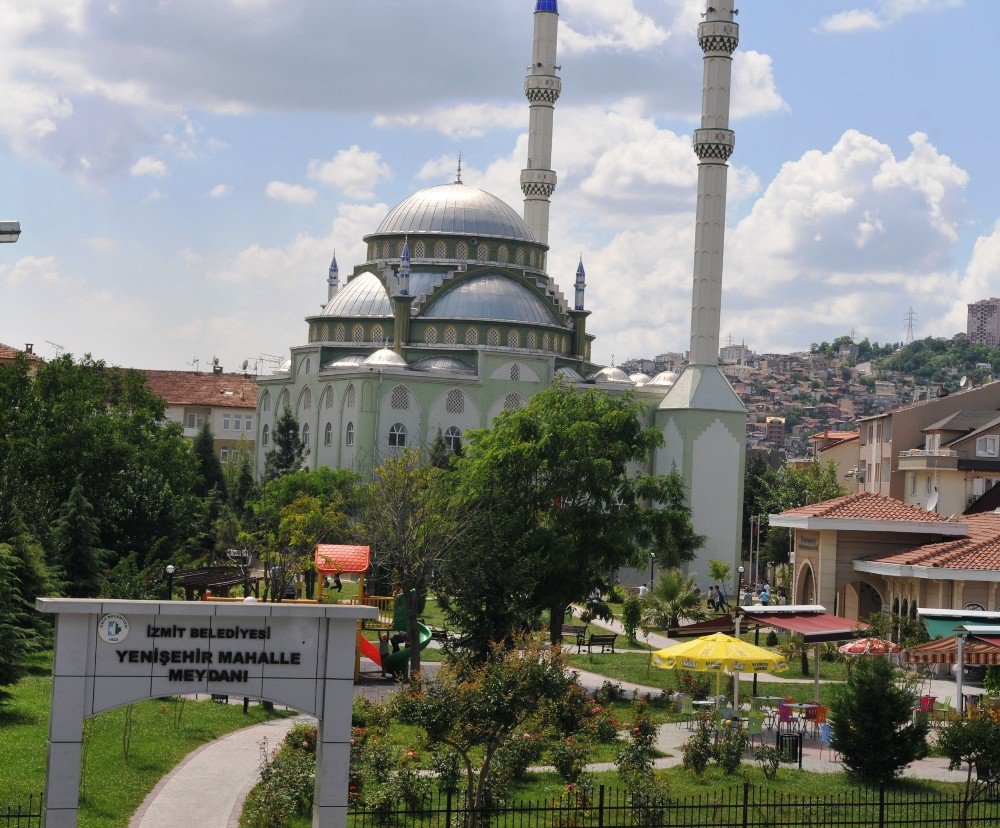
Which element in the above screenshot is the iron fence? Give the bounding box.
[0,795,41,828]
[349,782,1000,828]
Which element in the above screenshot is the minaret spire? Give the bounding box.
[456,152,463,184]
[520,0,561,247]
[327,250,339,301]
[574,255,586,311]
[399,237,411,296]
[688,0,739,366]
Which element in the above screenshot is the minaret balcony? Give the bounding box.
[693,128,735,162]
[698,21,739,55]
[520,168,558,198]
[525,74,561,104]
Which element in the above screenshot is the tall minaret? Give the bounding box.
[520,0,561,247]
[574,256,586,311]
[399,238,411,296]
[327,251,339,301]
[688,1,739,366]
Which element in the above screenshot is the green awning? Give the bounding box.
[923,617,964,640]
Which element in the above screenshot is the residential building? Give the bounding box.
[764,416,785,445]
[0,342,41,376]
[967,297,1000,346]
[143,369,258,463]
[810,429,861,492]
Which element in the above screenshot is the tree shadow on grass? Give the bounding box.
[0,707,38,727]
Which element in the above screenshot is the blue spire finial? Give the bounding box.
[576,255,585,279]
[535,0,558,12]
[329,250,338,274]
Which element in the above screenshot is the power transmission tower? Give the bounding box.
[904,307,917,344]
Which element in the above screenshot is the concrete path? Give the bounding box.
[129,714,308,828]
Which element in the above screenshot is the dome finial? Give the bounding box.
[456,151,463,184]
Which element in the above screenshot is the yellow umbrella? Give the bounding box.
[651,632,788,707]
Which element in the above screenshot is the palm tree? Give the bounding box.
[640,569,707,631]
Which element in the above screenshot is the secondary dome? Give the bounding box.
[410,356,477,374]
[591,366,633,385]
[374,183,535,242]
[648,370,679,387]
[363,348,408,368]
[423,274,558,324]
[629,372,652,385]
[322,271,391,318]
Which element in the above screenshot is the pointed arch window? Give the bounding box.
[465,328,479,346]
[487,329,499,347]
[302,422,311,447]
[444,426,462,453]
[514,248,525,266]
[425,326,438,345]
[324,421,333,446]
[346,384,357,408]
[304,358,311,374]
[542,333,550,351]
[527,331,537,349]
[396,241,406,257]
[511,364,520,381]
[530,250,537,268]
[456,242,468,259]
[434,241,447,258]
[279,389,290,411]
[262,424,270,446]
[353,325,364,343]
[504,393,524,411]
[498,245,509,264]
[372,325,384,344]
[413,240,425,258]
[335,324,345,342]
[477,244,488,262]
[388,422,407,448]
[325,387,335,409]
[346,421,355,446]
[261,389,271,411]
[444,327,457,345]
[507,330,519,349]
[301,387,313,411]
[391,385,410,410]
[382,242,391,258]
[324,324,332,341]
[446,389,464,414]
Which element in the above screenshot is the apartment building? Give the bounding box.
[968,297,1000,346]
[0,342,42,376]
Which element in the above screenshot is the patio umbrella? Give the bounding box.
[650,632,788,707]
[838,637,901,656]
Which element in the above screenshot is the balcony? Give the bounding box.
[898,448,958,472]
[899,449,958,458]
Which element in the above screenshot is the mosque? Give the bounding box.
[254,0,746,587]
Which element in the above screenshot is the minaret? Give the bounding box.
[574,255,586,311]
[399,238,411,296]
[569,256,590,360]
[520,0,561,247]
[688,1,739,366]
[327,251,339,301]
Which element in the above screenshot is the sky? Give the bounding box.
[1,0,996,370]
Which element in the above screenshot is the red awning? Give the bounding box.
[974,635,1000,649]
[905,635,1000,665]
[747,612,868,643]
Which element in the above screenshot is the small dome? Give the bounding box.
[275,359,291,374]
[410,356,476,374]
[373,183,535,242]
[423,274,558,324]
[648,370,679,387]
[321,271,391,318]
[554,366,583,382]
[591,366,633,385]
[322,354,369,370]
[363,348,408,368]
[629,372,652,385]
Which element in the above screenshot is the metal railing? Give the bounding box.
[899,449,958,458]
[338,594,395,629]
[0,795,42,827]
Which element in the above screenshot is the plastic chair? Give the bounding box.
[777,704,794,734]
[746,714,765,747]
[819,722,838,761]
[917,695,936,714]
[678,696,695,730]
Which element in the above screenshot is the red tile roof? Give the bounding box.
[0,343,40,361]
[315,544,370,574]
[142,369,257,409]
[780,493,951,522]
[866,512,1000,570]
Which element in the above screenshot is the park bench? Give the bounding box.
[585,633,618,654]
[666,613,734,638]
[561,625,587,652]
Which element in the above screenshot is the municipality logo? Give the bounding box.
[98,613,129,644]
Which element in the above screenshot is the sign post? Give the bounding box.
[37,598,376,828]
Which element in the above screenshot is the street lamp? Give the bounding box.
[737,565,745,603]
[0,221,21,243]
[165,564,175,600]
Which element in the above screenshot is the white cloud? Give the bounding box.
[820,0,963,33]
[209,183,232,198]
[731,51,787,119]
[129,155,167,177]
[374,104,523,139]
[265,180,317,205]
[0,255,62,287]
[142,187,166,203]
[307,146,391,201]
[561,0,670,54]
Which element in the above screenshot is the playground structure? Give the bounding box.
[314,544,431,680]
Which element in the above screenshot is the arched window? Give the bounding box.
[434,241,447,258]
[542,333,550,351]
[514,248,525,266]
[309,324,316,342]
[507,330,519,348]
[413,240,425,258]
[372,324,384,344]
[487,329,499,347]
[304,358,311,374]
[444,327,457,345]
[325,387,334,409]
[324,422,333,446]
[345,421,355,446]
[504,393,523,411]
[498,245,509,264]
[456,242,468,259]
[302,423,311,447]
[444,426,462,453]
[425,326,438,345]
[446,389,464,414]
[527,331,536,349]
[510,364,520,381]
[346,384,356,408]
[324,324,332,341]
[301,387,312,411]
[391,385,410,410]
[530,250,537,268]
[465,328,479,346]
[279,389,290,411]
[261,389,271,411]
[262,424,270,446]
[388,423,406,448]
[396,240,406,256]
[353,325,364,343]
[335,324,345,342]
[477,244,488,262]
[381,241,391,258]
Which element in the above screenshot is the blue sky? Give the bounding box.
[1,0,994,370]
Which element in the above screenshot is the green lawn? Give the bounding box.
[0,651,291,828]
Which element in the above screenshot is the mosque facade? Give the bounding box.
[254,0,746,587]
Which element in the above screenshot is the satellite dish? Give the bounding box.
[212,356,220,367]
[959,375,968,388]
[242,360,249,371]
[927,491,939,513]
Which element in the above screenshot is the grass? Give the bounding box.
[0,650,291,828]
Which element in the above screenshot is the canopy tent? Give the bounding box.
[737,605,869,702]
[903,635,1000,666]
[960,625,1000,649]
[917,608,1000,641]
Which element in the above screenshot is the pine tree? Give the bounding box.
[52,479,107,598]
[193,422,228,498]
[264,406,305,481]
[3,508,55,634]
[428,428,453,469]
[0,546,38,702]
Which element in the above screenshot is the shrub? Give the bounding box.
[593,680,626,705]
[754,744,784,780]
[985,666,1000,698]
[616,738,653,785]
[592,710,619,743]
[713,724,748,775]
[681,720,713,776]
[627,775,672,828]
[608,584,627,604]
[551,736,591,784]
[495,733,544,781]
[677,671,716,701]
[431,748,462,794]
[830,657,929,785]
[623,596,642,642]
[396,763,432,812]
[553,683,598,736]
[242,727,317,828]
[765,630,779,647]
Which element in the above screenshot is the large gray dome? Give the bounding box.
[321,271,391,318]
[374,183,535,242]
[423,274,558,325]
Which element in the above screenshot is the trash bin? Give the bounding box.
[776,731,803,769]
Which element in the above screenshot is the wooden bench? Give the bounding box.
[561,625,587,652]
[430,627,457,645]
[585,633,618,654]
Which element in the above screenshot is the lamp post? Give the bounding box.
[736,565,745,606]
[649,552,656,589]
[0,221,21,243]
[165,564,175,601]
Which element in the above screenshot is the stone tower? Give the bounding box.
[655,0,747,589]
[520,0,560,247]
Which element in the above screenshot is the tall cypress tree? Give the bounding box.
[52,479,107,598]
[0,546,38,702]
[3,508,55,633]
[264,406,305,481]
[193,422,228,498]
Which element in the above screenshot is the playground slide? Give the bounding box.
[359,635,382,666]
[372,622,432,674]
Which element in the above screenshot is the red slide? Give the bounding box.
[359,635,382,667]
